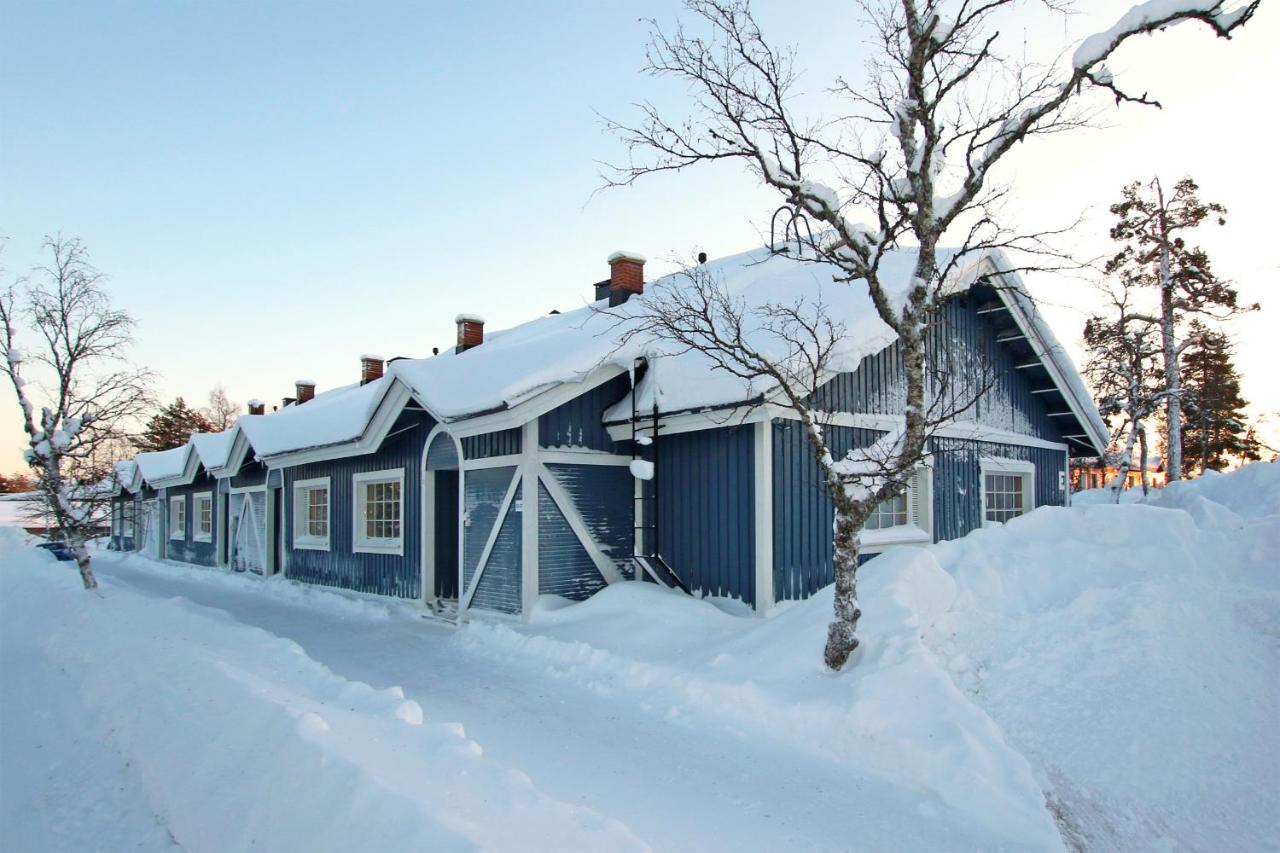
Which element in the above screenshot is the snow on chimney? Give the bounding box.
[455,314,485,353]
[607,251,645,306]
[295,380,316,404]
[361,354,384,384]
[247,399,265,416]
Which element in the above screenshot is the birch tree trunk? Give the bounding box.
[1157,187,1184,482]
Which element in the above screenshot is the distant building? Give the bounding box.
[1071,456,1166,492]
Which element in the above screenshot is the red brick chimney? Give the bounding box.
[247,399,265,416]
[295,380,316,404]
[607,251,645,305]
[455,314,485,353]
[360,354,384,384]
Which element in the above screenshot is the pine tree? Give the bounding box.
[133,397,214,452]
[1179,322,1259,474]
[1104,177,1257,482]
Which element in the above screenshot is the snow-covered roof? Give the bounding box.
[205,242,1106,463]
[134,445,195,486]
[388,245,982,423]
[112,460,142,494]
[236,377,394,460]
[189,431,236,471]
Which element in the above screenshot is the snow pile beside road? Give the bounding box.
[0,552,644,853]
[461,463,1278,852]
[462,564,1063,848]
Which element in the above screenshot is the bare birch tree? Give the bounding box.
[0,236,154,589]
[1083,280,1164,500]
[604,0,1257,669]
[204,384,240,432]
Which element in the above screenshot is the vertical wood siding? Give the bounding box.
[537,481,607,600]
[930,437,1067,542]
[426,432,460,469]
[545,463,634,579]
[230,460,269,489]
[462,466,521,613]
[813,295,1064,444]
[284,409,434,598]
[164,473,219,567]
[538,373,630,451]
[656,425,755,605]
[471,482,523,614]
[461,428,521,459]
[771,420,882,602]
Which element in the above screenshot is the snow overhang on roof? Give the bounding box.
[111,460,143,495]
[234,375,412,466]
[134,444,199,488]
[189,431,236,473]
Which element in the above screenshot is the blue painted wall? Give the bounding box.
[461,428,521,460]
[813,294,1064,443]
[771,420,883,602]
[461,465,520,613]
[539,372,630,452]
[655,425,755,605]
[472,482,523,614]
[929,437,1066,542]
[544,463,634,580]
[230,460,269,489]
[283,408,434,598]
[537,480,607,600]
[164,471,219,567]
[109,493,140,551]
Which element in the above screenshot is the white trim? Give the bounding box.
[461,454,524,471]
[192,491,214,543]
[351,468,405,556]
[257,379,416,468]
[520,421,539,618]
[539,449,633,466]
[859,524,931,553]
[430,365,631,439]
[753,420,775,614]
[421,424,466,609]
[536,463,625,586]
[168,495,186,541]
[978,456,1035,527]
[292,476,331,551]
[460,472,522,612]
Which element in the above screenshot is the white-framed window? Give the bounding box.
[193,492,213,543]
[111,503,122,536]
[169,495,186,540]
[980,457,1035,526]
[353,468,404,554]
[293,477,331,551]
[861,468,932,550]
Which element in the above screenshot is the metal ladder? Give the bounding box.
[630,380,691,595]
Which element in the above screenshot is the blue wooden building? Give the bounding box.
[110,245,1107,619]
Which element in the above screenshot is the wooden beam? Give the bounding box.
[996,332,1027,343]
[1030,387,1059,394]
[976,305,1009,315]
[1047,412,1075,417]
[1015,361,1043,370]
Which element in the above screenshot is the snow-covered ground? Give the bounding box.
[1,464,1276,852]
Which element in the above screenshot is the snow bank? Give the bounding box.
[457,568,1063,849]
[921,462,1280,851]
[0,548,644,853]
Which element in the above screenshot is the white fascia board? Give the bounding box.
[145,445,201,488]
[257,379,416,470]
[209,427,253,479]
[434,364,631,439]
[984,258,1109,456]
[604,403,770,442]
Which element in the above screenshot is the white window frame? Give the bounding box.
[352,468,405,555]
[861,467,932,551]
[192,492,214,543]
[293,476,331,551]
[169,495,186,541]
[979,456,1036,527]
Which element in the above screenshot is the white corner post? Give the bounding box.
[753,419,775,615]
[520,420,540,620]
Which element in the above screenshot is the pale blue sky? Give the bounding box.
[2,1,1275,468]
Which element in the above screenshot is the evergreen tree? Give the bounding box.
[1179,322,1259,474]
[133,397,214,452]
[1104,177,1257,481]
